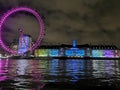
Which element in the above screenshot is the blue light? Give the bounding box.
[65,48,85,57]
[72,40,76,48]
[18,35,30,54]
[49,49,59,57]
[76,50,85,57]
[92,50,103,57]
[65,60,85,82]
[65,49,74,56]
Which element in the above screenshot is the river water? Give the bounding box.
[0,59,120,90]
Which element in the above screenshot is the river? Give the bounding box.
[0,59,120,90]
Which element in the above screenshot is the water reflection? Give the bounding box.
[0,59,45,90]
[65,60,85,82]
[92,60,119,78]
[114,60,120,76]
[16,59,29,75]
[0,59,120,89]
[0,60,8,81]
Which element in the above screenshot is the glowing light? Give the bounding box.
[65,48,85,57]
[92,50,116,58]
[92,50,103,57]
[65,49,74,56]
[0,7,44,54]
[76,49,84,57]
[103,50,115,58]
[18,35,31,54]
[49,49,59,57]
[72,40,76,48]
[35,49,48,57]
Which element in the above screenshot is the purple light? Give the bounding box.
[0,7,44,54]
[103,50,114,58]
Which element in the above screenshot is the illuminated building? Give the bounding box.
[92,50,103,57]
[34,40,120,58]
[49,49,59,57]
[18,34,32,54]
[65,48,85,57]
[72,40,76,48]
[91,45,119,58]
[65,40,85,57]
[34,49,49,57]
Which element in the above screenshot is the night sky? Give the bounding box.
[1,0,120,47]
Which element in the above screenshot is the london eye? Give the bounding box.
[0,7,44,54]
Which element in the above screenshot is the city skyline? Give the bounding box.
[0,0,120,48]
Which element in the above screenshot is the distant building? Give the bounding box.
[34,40,120,58]
[18,34,32,54]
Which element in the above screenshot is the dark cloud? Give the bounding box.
[0,0,120,49]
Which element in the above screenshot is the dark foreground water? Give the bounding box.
[0,59,120,90]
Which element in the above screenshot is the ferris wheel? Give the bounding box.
[0,7,44,54]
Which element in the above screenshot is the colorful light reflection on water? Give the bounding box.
[0,59,120,89]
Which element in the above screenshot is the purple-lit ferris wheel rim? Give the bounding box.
[0,7,44,54]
